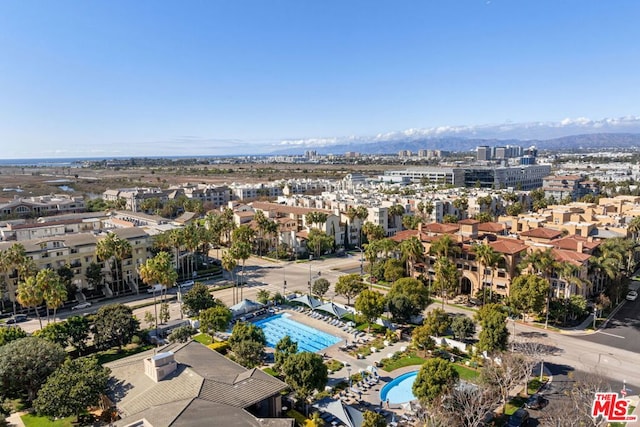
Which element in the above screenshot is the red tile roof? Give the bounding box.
[422,223,460,234]
[551,235,600,252]
[552,248,591,266]
[489,239,528,255]
[458,219,480,225]
[520,228,563,240]
[477,222,506,233]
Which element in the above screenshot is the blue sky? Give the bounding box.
[1,1,639,158]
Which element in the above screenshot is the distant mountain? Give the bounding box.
[268,133,640,155]
[267,116,640,155]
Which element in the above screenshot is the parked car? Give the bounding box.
[525,394,547,410]
[626,290,638,301]
[6,314,28,324]
[71,302,92,311]
[179,280,195,291]
[507,408,530,427]
[147,284,167,294]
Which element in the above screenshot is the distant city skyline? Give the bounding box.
[1,1,639,158]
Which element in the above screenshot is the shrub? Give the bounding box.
[208,341,229,353]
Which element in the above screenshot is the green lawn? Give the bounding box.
[381,354,426,372]
[453,364,480,382]
[193,333,213,345]
[95,344,154,365]
[22,414,75,427]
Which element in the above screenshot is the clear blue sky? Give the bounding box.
[1,1,639,158]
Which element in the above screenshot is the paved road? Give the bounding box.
[575,282,640,353]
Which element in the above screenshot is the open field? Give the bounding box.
[0,162,397,200]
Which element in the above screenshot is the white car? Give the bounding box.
[626,290,638,301]
[72,302,92,310]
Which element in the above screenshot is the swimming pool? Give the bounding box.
[253,313,341,353]
[380,371,418,404]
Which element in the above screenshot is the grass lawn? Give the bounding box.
[381,354,426,372]
[453,364,480,382]
[193,333,213,345]
[22,414,75,427]
[504,396,527,416]
[95,344,154,365]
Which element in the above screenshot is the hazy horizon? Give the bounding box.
[1,1,639,158]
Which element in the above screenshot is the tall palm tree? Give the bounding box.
[628,216,640,241]
[167,228,185,279]
[222,251,238,297]
[429,234,460,259]
[400,236,424,277]
[36,269,67,323]
[345,206,357,249]
[139,251,178,333]
[112,234,133,295]
[388,204,405,229]
[355,206,369,246]
[4,244,36,314]
[434,257,459,308]
[17,276,44,329]
[182,224,201,280]
[519,248,556,328]
[473,243,501,304]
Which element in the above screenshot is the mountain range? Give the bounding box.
[267,116,640,155]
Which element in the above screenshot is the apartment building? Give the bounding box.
[0,195,85,218]
[0,227,154,305]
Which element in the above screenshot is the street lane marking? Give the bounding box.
[597,331,625,339]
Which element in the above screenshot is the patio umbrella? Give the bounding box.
[291,294,322,309]
[316,302,350,318]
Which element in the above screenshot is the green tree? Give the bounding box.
[433,257,459,308]
[93,304,140,350]
[399,236,424,277]
[506,201,523,216]
[354,290,385,332]
[473,242,502,304]
[33,357,110,418]
[334,274,367,305]
[508,274,550,320]
[167,325,195,343]
[412,358,459,404]
[476,307,509,354]
[383,258,405,282]
[16,275,44,329]
[65,315,90,354]
[0,326,27,347]
[256,289,271,304]
[362,410,387,427]
[422,308,451,337]
[85,262,103,291]
[281,352,328,402]
[35,321,69,347]
[312,278,330,299]
[274,335,298,374]
[450,316,476,341]
[228,322,266,368]
[182,282,217,315]
[199,305,232,336]
[386,277,430,323]
[306,228,334,259]
[0,337,66,401]
[411,325,436,355]
[159,302,170,324]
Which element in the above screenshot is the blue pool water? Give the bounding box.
[380,371,418,404]
[253,313,341,353]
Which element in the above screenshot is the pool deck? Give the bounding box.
[279,308,421,424]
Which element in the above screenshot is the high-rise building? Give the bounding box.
[477,146,490,161]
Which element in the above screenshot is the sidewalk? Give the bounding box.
[5,411,26,427]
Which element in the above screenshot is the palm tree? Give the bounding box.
[182,224,201,280]
[519,248,556,328]
[400,236,424,277]
[37,269,67,323]
[434,257,459,308]
[345,206,357,249]
[388,204,405,229]
[628,216,640,241]
[167,229,185,279]
[429,234,460,259]
[355,206,369,246]
[17,276,44,329]
[112,234,133,295]
[473,243,501,304]
[222,251,238,289]
[4,244,36,314]
[305,212,328,231]
[139,251,178,333]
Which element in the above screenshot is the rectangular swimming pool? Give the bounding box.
[253,313,341,353]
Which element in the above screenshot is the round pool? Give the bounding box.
[380,371,418,404]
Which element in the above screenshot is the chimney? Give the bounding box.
[577,241,584,253]
[418,222,423,233]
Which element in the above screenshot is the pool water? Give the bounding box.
[253,313,341,353]
[380,371,418,404]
